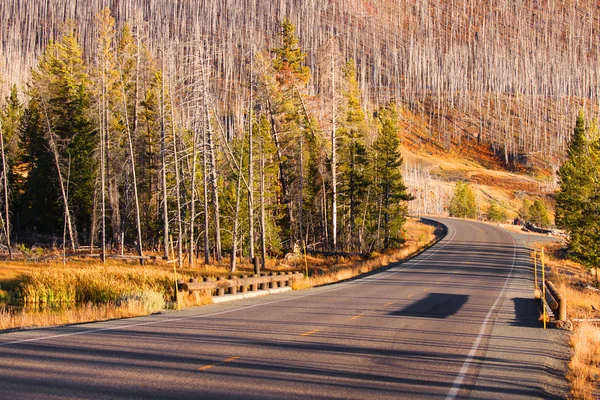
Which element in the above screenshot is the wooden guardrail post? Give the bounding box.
[251,274,259,292]
[217,276,225,296]
[229,275,237,295]
[203,277,210,297]
[546,281,567,321]
[241,275,248,293]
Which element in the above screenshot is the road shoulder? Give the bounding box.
[468,232,570,399]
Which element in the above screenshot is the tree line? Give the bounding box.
[0,12,413,269]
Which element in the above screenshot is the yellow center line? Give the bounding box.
[423,288,429,292]
[199,356,241,371]
[436,281,441,284]
[384,302,394,307]
[407,294,414,298]
[300,329,320,337]
[351,314,364,320]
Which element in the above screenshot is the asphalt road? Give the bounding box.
[0,218,569,399]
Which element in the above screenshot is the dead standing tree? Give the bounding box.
[0,117,12,258]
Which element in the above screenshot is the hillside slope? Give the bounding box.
[0,0,591,234]
[1,0,598,165]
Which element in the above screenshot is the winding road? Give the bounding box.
[0,218,569,399]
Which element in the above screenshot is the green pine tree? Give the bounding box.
[338,59,369,251]
[263,18,313,249]
[487,200,507,223]
[528,199,551,228]
[272,18,310,84]
[449,181,477,219]
[1,86,23,199]
[519,198,532,222]
[579,139,600,276]
[371,103,413,249]
[556,111,598,265]
[22,25,97,241]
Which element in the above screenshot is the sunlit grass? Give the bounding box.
[534,241,600,399]
[0,295,163,331]
[293,219,438,289]
[568,322,600,400]
[0,219,438,332]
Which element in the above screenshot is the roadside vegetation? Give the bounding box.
[532,111,600,400]
[540,242,600,400]
[0,218,438,332]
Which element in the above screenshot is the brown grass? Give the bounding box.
[1,301,152,331]
[567,322,600,400]
[293,218,438,289]
[0,219,439,332]
[533,242,600,399]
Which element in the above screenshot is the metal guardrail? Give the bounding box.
[177,272,304,297]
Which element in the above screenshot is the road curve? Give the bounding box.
[0,218,568,399]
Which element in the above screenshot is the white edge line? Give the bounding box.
[0,220,457,348]
[445,233,519,400]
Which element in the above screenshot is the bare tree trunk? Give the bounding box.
[202,59,222,262]
[119,71,144,264]
[202,123,210,265]
[100,64,107,263]
[0,119,12,259]
[330,18,337,252]
[248,48,256,271]
[90,189,97,254]
[41,100,76,252]
[168,70,183,268]
[259,137,266,271]
[160,51,169,260]
[206,119,222,262]
[189,123,199,267]
[230,147,244,273]
[299,132,304,245]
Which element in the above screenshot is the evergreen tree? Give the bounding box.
[487,200,506,223]
[338,59,369,250]
[21,26,96,241]
[528,199,551,228]
[272,18,310,83]
[371,103,413,249]
[556,111,598,264]
[579,139,600,275]
[449,181,477,219]
[1,86,22,171]
[1,86,23,201]
[518,198,532,222]
[262,18,312,250]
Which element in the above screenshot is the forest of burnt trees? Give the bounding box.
[3,0,600,160]
[1,0,600,265]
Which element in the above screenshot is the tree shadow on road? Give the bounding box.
[390,293,469,319]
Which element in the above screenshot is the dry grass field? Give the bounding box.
[0,218,439,332]
[537,242,600,400]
